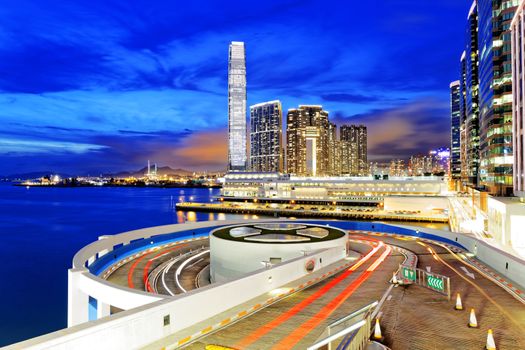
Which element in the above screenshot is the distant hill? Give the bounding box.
[2,166,195,180]
[107,166,194,178]
[3,171,71,180]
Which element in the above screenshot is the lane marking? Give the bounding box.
[460,266,475,279]
[234,241,382,349]
[272,246,392,349]
[421,242,525,333]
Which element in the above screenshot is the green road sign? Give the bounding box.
[426,275,444,292]
[402,267,416,282]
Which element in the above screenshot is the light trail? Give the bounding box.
[272,245,392,349]
[234,240,384,349]
[143,244,188,292]
[175,250,210,293]
[126,244,186,290]
[420,241,525,333]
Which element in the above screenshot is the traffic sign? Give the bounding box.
[426,275,444,292]
[402,267,416,282]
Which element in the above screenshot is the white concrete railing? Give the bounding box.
[68,219,276,327]
[5,219,525,350]
[9,246,344,350]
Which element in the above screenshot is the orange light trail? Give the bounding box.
[271,245,392,350]
[234,240,382,349]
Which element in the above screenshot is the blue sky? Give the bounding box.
[0,0,471,175]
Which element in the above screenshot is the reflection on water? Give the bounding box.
[186,211,196,222]
[382,221,450,231]
[177,210,185,223]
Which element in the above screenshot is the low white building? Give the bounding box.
[221,173,448,199]
[487,197,525,255]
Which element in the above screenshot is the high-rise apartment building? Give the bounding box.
[286,105,330,176]
[340,125,368,176]
[228,41,247,171]
[450,80,462,179]
[389,159,406,177]
[511,0,525,197]
[409,155,433,176]
[249,101,283,173]
[477,0,518,195]
[328,123,341,175]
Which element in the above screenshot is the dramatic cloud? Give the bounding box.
[0,0,471,174]
[334,98,450,161]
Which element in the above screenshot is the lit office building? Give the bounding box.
[459,51,469,183]
[511,0,525,197]
[450,80,462,179]
[430,147,451,175]
[340,125,368,176]
[477,0,518,195]
[461,2,480,187]
[249,101,283,173]
[228,41,247,171]
[286,105,330,176]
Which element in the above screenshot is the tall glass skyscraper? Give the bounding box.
[511,0,525,197]
[249,100,283,173]
[228,41,247,171]
[459,51,469,182]
[464,2,480,187]
[477,0,518,195]
[450,80,462,179]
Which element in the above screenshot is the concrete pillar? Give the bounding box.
[97,301,111,320]
[68,268,89,327]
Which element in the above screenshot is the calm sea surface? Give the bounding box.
[0,182,448,346]
[0,183,255,346]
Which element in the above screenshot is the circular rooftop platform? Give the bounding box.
[212,223,345,244]
[210,222,348,282]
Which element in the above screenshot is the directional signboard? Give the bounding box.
[402,267,416,282]
[426,275,445,292]
[399,264,450,299]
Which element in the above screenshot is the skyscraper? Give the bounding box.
[327,123,340,176]
[286,105,330,176]
[511,0,525,197]
[249,100,283,173]
[459,51,469,183]
[450,80,462,179]
[464,2,480,187]
[228,41,247,171]
[477,0,518,195]
[340,125,368,176]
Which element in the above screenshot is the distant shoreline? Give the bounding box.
[12,182,221,189]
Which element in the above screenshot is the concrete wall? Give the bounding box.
[7,218,525,350]
[9,246,344,350]
[209,224,347,282]
[487,196,525,251]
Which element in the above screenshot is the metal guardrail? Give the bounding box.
[308,301,378,350]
